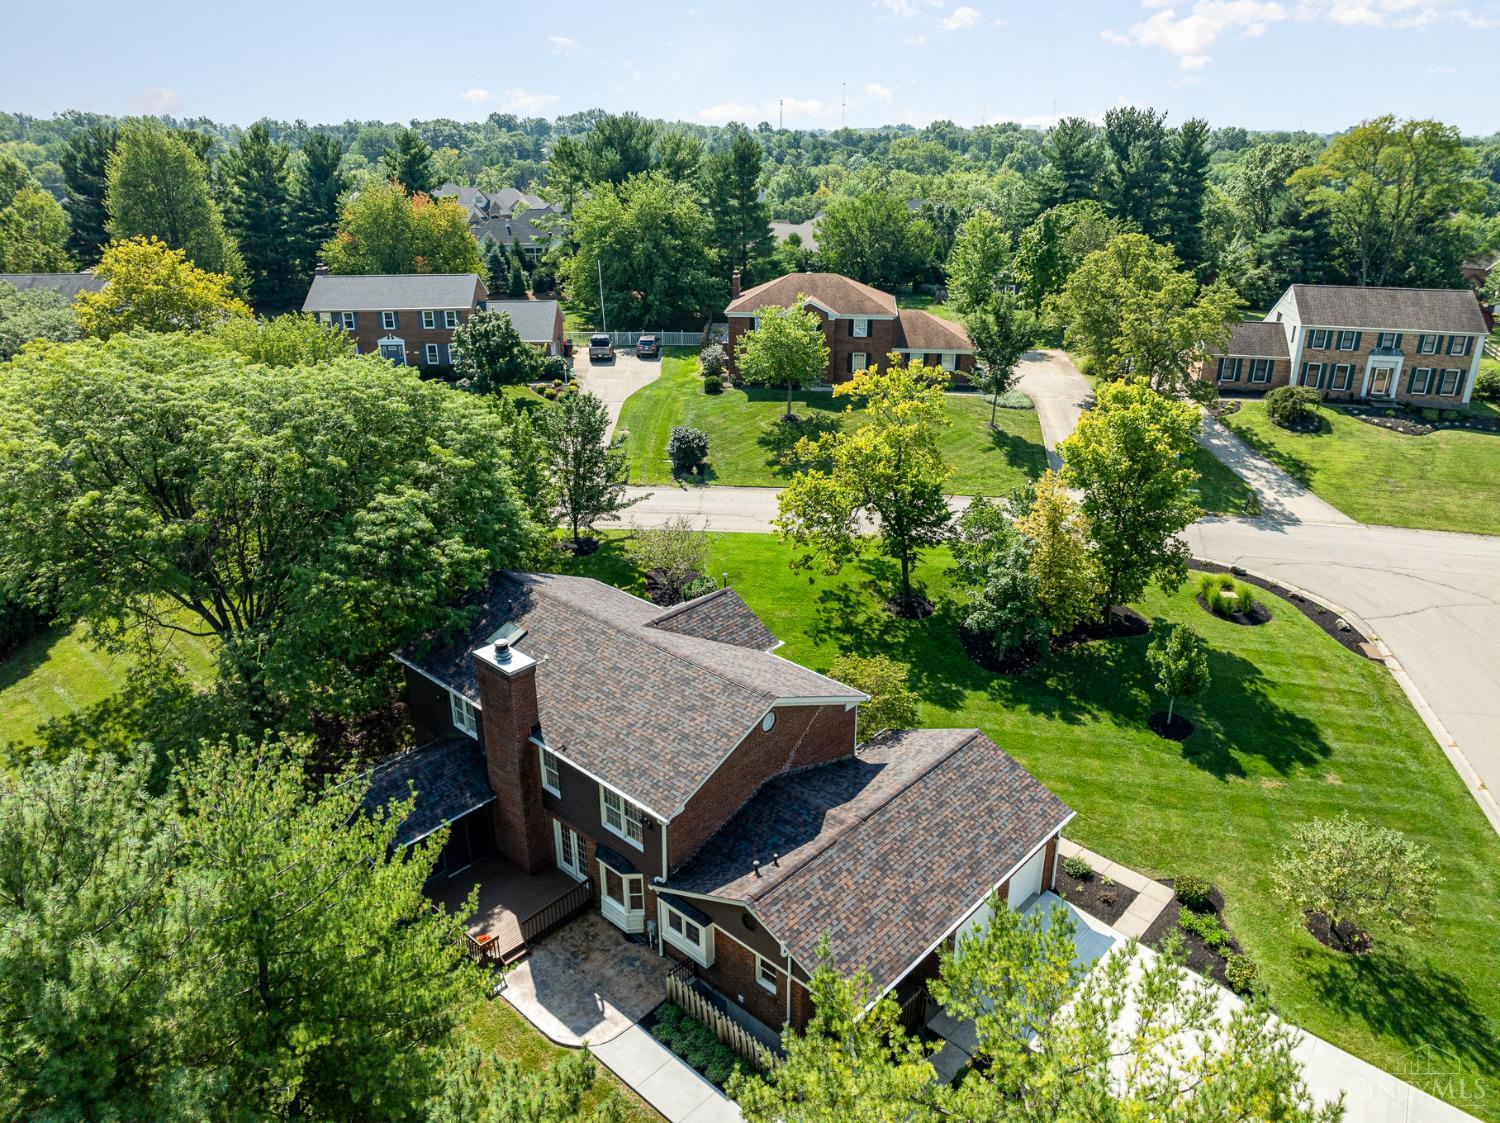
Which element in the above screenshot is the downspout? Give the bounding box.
[658,818,669,958]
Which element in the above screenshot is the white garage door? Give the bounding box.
[1007,846,1046,910]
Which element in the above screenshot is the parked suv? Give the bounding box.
[589,334,614,362]
[636,333,660,358]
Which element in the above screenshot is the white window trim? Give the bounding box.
[850,352,869,372]
[444,309,460,329]
[851,317,870,338]
[340,311,356,330]
[381,311,396,330]
[1337,330,1359,351]
[756,955,779,993]
[424,343,441,365]
[1411,367,1434,395]
[1418,334,1439,355]
[1330,363,1353,391]
[660,900,715,967]
[449,690,479,739]
[600,787,646,850]
[1439,368,1462,396]
[539,746,561,796]
[1249,358,1272,383]
[422,310,436,329]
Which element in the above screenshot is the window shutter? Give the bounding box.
[1217,357,1225,378]
[392,311,400,329]
[1407,369,1417,394]
[1350,332,1361,350]
[1393,333,1403,349]
[1454,371,1466,398]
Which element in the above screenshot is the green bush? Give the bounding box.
[1062,855,1093,880]
[1197,573,1259,618]
[540,355,569,380]
[993,388,1034,410]
[1474,365,1500,403]
[699,342,728,379]
[1421,407,1440,422]
[1264,385,1320,428]
[702,374,724,394]
[681,574,718,600]
[1225,953,1258,994]
[1178,906,1230,950]
[668,425,710,474]
[1174,873,1213,909]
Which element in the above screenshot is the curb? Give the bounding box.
[1198,559,1500,836]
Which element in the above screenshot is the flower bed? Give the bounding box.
[1141,878,1258,995]
[1055,857,1138,926]
[642,1001,756,1091]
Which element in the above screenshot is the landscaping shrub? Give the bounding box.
[1225,953,1258,994]
[1062,855,1093,880]
[1174,873,1213,910]
[1421,407,1440,422]
[702,374,724,394]
[681,574,718,600]
[668,425,710,474]
[1179,906,1230,950]
[1264,385,1320,428]
[1475,365,1500,403]
[540,354,569,380]
[993,388,1034,410]
[1197,572,1258,618]
[699,342,728,380]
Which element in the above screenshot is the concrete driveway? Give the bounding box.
[572,350,664,439]
[1015,349,1093,470]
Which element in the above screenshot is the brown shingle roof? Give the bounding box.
[665,728,1071,993]
[360,735,494,847]
[401,573,861,814]
[1209,320,1289,359]
[894,308,972,352]
[646,588,779,651]
[1290,284,1487,334]
[727,272,897,317]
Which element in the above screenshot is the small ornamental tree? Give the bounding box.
[1015,471,1101,637]
[967,291,1040,428]
[667,425,709,475]
[451,309,544,393]
[76,236,249,338]
[698,341,728,380]
[829,653,919,739]
[945,209,1012,315]
[624,515,711,605]
[1272,813,1439,951]
[536,389,640,548]
[1146,624,1211,724]
[734,299,830,420]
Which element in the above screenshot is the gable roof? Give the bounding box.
[1289,284,1487,335]
[894,308,972,352]
[482,299,562,343]
[301,273,485,313]
[665,728,1071,993]
[0,272,105,299]
[473,206,558,248]
[400,572,863,815]
[645,588,779,651]
[360,735,494,848]
[1211,320,1289,359]
[727,272,897,318]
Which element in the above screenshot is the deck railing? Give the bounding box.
[521,877,594,944]
[665,962,773,1071]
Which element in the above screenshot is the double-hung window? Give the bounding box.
[601,787,646,848]
[422,310,436,329]
[850,318,870,338]
[1438,368,1463,396]
[756,956,779,993]
[1307,329,1331,350]
[340,311,356,330]
[381,310,397,330]
[1377,332,1401,350]
[449,691,479,738]
[1336,330,1360,351]
[1249,358,1273,383]
[1301,362,1324,389]
[661,900,714,966]
[1216,357,1241,383]
[444,310,460,329]
[1329,363,1353,392]
[424,343,442,365]
[1417,334,1439,355]
[1447,335,1471,357]
[1409,367,1434,395]
[941,352,957,371]
[539,746,561,796]
[850,352,869,373]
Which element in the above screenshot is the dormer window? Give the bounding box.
[449,691,479,739]
[601,787,645,848]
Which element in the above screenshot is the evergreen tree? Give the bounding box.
[1102,106,1169,236]
[484,241,510,293]
[510,236,526,268]
[382,127,437,196]
[60,123,116,266]
[288,133,348,282]
[705,129,774,284]
[220,123,296,311]
[507,255,528,297]
[1164,118,1211,274]
[1037,117,1104,210]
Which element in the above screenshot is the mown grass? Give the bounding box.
[561,532,1500,1120]
[616,355,1048,496]
[1222,400,1500,535]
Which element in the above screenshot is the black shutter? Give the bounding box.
[391,311,400,329]
[1350,331,1361,351]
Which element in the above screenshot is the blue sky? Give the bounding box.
[4,0,1496,134]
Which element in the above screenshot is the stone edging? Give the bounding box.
[1056,839,1173,939]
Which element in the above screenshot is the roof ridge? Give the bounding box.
[644,586,733,627]
[1293,282,1476,295]
[745,729,984,903]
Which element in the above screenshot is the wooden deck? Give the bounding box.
[432,852,586,959]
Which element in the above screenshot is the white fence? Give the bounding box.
[1485,340,1499,361]
[565,326,727,349]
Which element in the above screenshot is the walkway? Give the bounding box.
[1056,837,1171,939]
[1015,348,1093,470]
[1196,411,1353,525]
[928,892,1482,1121]
[573,351,663,440]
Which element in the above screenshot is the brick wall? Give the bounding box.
[323,277,487,369]
[1296,330,1479,408]
[475,657,551,873]
[725,309,899,386]
[667,703,857,871]
[1195,355,1292,394]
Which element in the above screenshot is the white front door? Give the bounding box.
[1369,366,1394,397]
[599,864,645,933]
[554,821,586,881]
[1007,847,1047,910]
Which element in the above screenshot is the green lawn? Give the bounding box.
[466,998,662,1121]
[1187,445,1258,517]
[1222,400,1500,535]
[616,354,1048,496]
[895,292,961,322]
[0,618,217,757]
[561,533,1500,1120]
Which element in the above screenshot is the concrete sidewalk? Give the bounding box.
[1057,838,1172,939]
[592,1025,743,1122]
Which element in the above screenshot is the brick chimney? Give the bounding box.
[730,269,742,299]
[473,638,552,873]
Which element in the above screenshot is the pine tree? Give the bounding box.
[1101,106,1169,236]
[220,123,296,312]
[382,128,436,196]
[484,241,509,294]
[704,129,773,284]
[507,256,528,298]
[1164,118,1211,275]
[60,124,117,266]
[288,134,348,284]
[1037,117,1104,210]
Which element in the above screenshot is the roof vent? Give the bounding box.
[752,859,761,878]
[493,637,512,664]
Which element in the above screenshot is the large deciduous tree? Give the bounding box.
[945,209,1012,315]
[322,181,484,276]
[0,279,79,360]
[75,236,249,337]
[776,361,953,616]
[1014,200,1125,313]
[816,191,934,290]
[0,332,537,720]
[105,119,243,280]
[563,172,716,329]
[61,124,119,266]
[220,122,297,312]
[0,186,71,272]
[536,389,639,548]
[1060,379,1201,612]
[733,299,830,419]
[451,308,544,393]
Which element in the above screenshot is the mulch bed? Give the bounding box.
[1191,560,1376,659]
[1210,399,1242,418]
[1303,911,1373,955]
[1148,711,1195,741]
[1194,593,1272,626]
[1343,403,1500,436]
[887,595,936,620]
[643,568,705,607]
[1055,866,1139,926]
[1141,880,1241,990]
[961,606,1150,676]
[552,537,601,557]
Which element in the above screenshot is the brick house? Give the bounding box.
[367,572,1070,1033]
[481,298,567,357]
[301,273,487,369]
[1199,284,1488,408]
[725,271,976,386]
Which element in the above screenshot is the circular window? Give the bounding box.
[761,711,776,733]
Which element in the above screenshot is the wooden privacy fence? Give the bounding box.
[665,963,772,1071]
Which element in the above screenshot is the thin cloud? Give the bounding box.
[873,0,948,15]
[459,88,492,105]
[942,5,985,30]
[696,96,847,126]
[865,82,895,101]
[548,35,577,53]
[130,87,182,115]
[497,89,559,115]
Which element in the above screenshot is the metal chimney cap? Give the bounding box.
[493,637,512,662]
